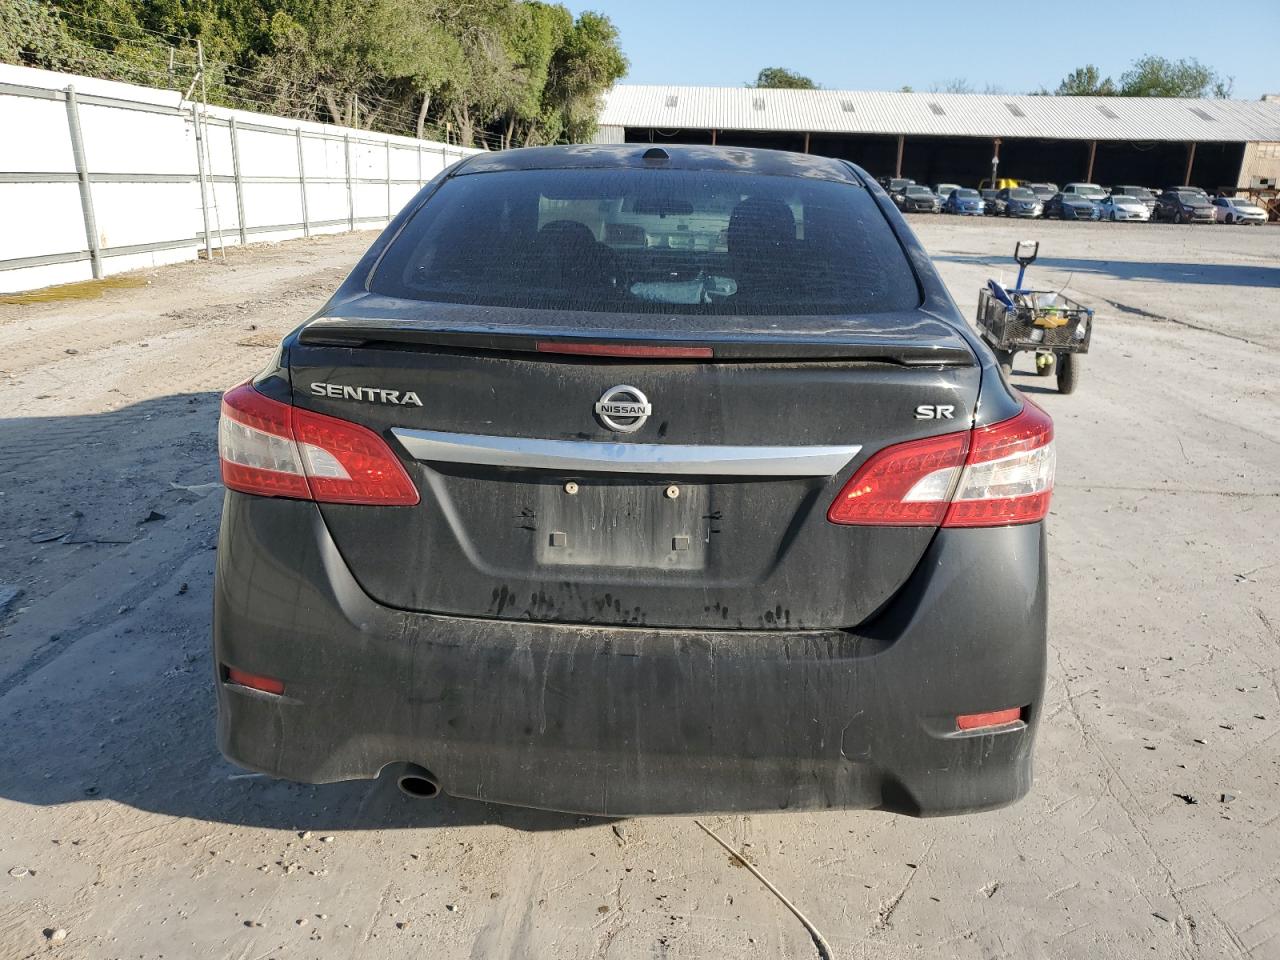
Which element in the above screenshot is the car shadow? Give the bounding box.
[1011,381,1059,396]
[933,253,1280,289]
[0,391,599,834]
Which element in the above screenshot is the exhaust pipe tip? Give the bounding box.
[396,764,441,800]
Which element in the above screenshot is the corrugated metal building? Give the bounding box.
[595,85,1280,190]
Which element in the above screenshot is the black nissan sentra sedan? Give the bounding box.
[214,145,1053,817]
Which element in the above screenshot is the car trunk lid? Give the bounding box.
[290,300,980,630]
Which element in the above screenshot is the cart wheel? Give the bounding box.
[995,349,1014,377]
[1036,353,1055,376]
[1057,353,1081,394]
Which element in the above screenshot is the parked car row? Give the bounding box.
[875,176,1270,225]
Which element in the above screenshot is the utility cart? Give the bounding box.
[975,240,1094,394]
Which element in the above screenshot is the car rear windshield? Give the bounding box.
[955,189,980,198]
[370,168,920,316]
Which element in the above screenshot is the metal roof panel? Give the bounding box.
[599,85,1280,142]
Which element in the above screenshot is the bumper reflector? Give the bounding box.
[956,707,1023,731]
[225,666,285,696]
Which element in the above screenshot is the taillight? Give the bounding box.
[826,431,969,526]
[217,384,311,499]
[827,400,1053,528]
[943,401,1054,528]
[218,381,419,505]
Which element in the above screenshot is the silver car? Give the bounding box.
[1099,194,1151,222]
[1212,196,1267,225]
[1000,187,1043,218]
[1061,182,1109,202]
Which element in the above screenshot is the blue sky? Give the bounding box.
[564,0,1279,100]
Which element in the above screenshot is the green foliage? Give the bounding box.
[1118,56,1232,98]
[0,0,175,86]
[543,11,627,143]
[0,0,627,146]
[1047,57,1232,99]
[751,67,816,89]
[1054,64,1117,96]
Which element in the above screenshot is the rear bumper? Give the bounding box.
[214,494,1048,817]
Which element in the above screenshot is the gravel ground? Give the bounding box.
[0,218,1277,960]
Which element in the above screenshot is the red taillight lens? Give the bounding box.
[291,408,419,505]
[218,381,419,506]
[827,400,1054,528]
[827,431,969,526]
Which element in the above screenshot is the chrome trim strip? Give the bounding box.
[392,429,861,477]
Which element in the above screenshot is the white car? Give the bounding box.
[1099,194,1151,222]
[1212,196,1268,225]
[1061,182,1108,202]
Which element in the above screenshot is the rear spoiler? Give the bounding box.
[298,319,974,366]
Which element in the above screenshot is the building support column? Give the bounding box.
[710,128,717,146]
[1085,139,1097,183]
[803,131,810,154]
[991,137,1002,188]
[895,134,904,178]
[1183,141,1197,186]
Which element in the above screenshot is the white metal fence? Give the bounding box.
[0,63,476,294]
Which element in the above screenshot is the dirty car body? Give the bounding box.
[213,145,1053,817]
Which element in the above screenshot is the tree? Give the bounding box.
[410,0,507,146]
[539,11,627,144]
[751,67,816,89]
[500,1,573,147]
[1118,55,1232,98]
[0,0,627,146]
[1044,56,1233,99]
[250,2,392,128]
[0,0,182,86]
[370,1,465,139]
[1054,64,1117,96]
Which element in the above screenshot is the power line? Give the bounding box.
[51,6,196,44]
